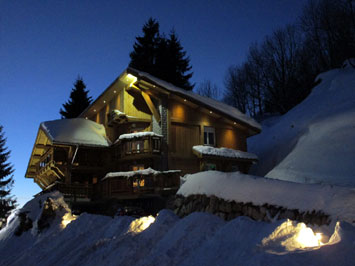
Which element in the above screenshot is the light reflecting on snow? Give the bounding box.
[61,212,77,229]
[128,216,156,234]
[296,224,323,248]
[261,219,341,254]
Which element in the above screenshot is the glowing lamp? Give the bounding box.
[126,73,138,87]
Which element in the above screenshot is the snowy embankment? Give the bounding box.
[178,171,355,223]
[1,192,355,266]
[248,61,355,187]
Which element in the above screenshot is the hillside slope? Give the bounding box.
[248,61,355,187]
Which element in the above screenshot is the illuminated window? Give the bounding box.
[204,127,215,146]
[133,179,145,188]
[132,165,144,171]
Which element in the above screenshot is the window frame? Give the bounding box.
[204,126,216,146]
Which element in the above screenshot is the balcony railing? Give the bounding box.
[116,133,162,158]
[56,183,93,199]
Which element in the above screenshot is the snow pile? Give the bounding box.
[1,200,355,265]
[248,63,355,187]
[178,171,355,223]
[193,145,258,160]
[103,167,181,180]
[41,118,110,147]
[130,68,261,133]
[118,131,163,141]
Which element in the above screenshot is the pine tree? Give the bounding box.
[60,77,92,119]
[129,19,193,90]
[129,18,160,75]
[162,31,193,90]
[0,125,16,228]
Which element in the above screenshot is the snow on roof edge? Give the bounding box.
[193,145,258,160]
[103,167,181,180]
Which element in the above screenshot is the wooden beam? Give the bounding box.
[141,91,161,123]
[35,144,49,149]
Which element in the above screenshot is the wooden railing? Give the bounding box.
[100,172,180,199]
[56,183,93,199]
[119,136,162,158]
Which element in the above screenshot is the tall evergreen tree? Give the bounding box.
[129,18,160,75]
[129,18,193,90]
[60,77,92,119]
[0,125,16,228]
[157,31,193,90]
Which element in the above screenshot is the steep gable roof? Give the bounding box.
[127,68,261,134]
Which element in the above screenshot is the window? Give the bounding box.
[132,165,144,171]
[203,163,217,171]
[204,127,215,146]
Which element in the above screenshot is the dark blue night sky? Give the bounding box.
[0,0,307,206]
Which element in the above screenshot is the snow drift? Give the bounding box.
[178,171,355,223]
[1,192,355,266]
[249,61,355,187]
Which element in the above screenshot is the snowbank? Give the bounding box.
[1,203,355,266]
[248,62,355,187]
[193,145,258,160]
[41,118,110,147]
[177,171,355,223]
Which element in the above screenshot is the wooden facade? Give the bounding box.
[25,69,261,204]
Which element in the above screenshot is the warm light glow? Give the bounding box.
[184,99,187,102]
[114,90,117,93]
[233,122,236,125]
[61,212,77,229]
[209,111,213,114]
[296,223,323,248]
[85,117,88,120]
[126,73,138,87]
[94,109,96,112]
[103,100,106,103]
[128,216,155,234]
[261,220,341,254]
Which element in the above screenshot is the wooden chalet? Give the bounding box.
[25,68,261,208]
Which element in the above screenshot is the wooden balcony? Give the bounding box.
[55,183,93,200]
[117,133,162,160]
[100,170,180,199]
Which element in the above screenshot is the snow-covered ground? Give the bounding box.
[1,192,355,266]
[249,62,355,187]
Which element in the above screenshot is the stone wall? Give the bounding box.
[174,194,330,226]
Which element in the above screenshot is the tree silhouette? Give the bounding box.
[129,18,193,90]
[0,125,16,228]
[60,77,92,119]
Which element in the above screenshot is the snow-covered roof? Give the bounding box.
[178,171,355,223]
[128,68,261,133]
[193,145,258,161]
[40,118,111,147]
[102,167,181,180]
